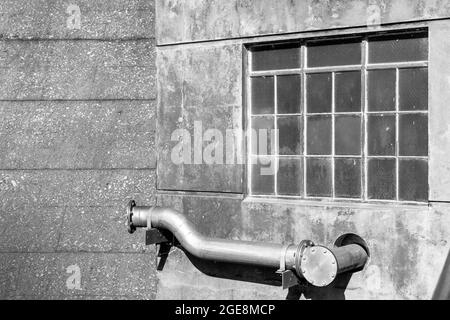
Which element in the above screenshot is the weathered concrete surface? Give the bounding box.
[0,40,155,100]
[157,44,243,192]
[0,252,157,299]
[0,0,155,39]
[154,193,450,300]
[429,21,450,201]
[156,0,450,45]
[0,100,156,169]
[242,199,450,300]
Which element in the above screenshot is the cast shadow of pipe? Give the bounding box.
[182,248,354,300]
[183,249,282,286]
[286,272,352,300]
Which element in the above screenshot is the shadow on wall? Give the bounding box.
[183,249,354,300]
[433,249,450,300]
[286,273,352,300]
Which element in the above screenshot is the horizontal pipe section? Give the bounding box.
[332,244,368,274]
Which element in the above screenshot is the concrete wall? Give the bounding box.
[0,1,158,299]
[155,0,450,299]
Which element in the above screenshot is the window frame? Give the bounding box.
[245,28,429,205]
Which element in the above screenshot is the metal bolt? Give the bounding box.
[331,261,335,265]
[311,248,315,253]
[323,250,327,254]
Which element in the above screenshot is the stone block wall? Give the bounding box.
[0,0,157,299]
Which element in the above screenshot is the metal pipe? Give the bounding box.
[127,201,369,287]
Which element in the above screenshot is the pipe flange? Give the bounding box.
[127,200,136,234]
[300,245,338,287]
[294,240,314,274]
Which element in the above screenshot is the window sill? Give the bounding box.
[243,195,430,210]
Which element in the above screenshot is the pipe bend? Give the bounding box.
[150,207,206,256]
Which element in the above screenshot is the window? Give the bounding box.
[247,31,428,203]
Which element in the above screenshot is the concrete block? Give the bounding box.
[0,254,21,298]
[0,100,156,169]
[158,44,241,107]
[158,104,243,192]
[9,252,157,299]
[157,193,243,238]
[57,206,152,253]
[0,0,155,40]
[0,169,155,209]
[0,40,156,100]
[157,44,243,192]
[0,206,64,253]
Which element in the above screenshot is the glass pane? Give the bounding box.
[307,40,361,67]
[251,116,274,155]
[306,73,332,113]
[277,74,301,114]
[399,159,428,202]
[335,115,361,155]
[251,157,275,195]
[335,71,362,112]
[335,158,361,198]
[368,115,396,156]
[368,33,428,63]
[252,44,300,71]
[368,158,396,200]
[278,116,302,155]
[399,68,428,111]
[306,158,332,197]
[368,69,396,111]
[251,76,274,114]
[277,158,303,196]
[307,115,332,155]
[399,114,428,157]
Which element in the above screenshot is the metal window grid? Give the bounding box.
[246,34,429,204]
